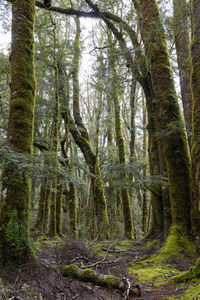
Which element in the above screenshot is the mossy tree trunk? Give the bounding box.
[128,77,137,200]
[0,0,36,266]
[107,37,134,240]
[58,55,78,239]
[60,129,78,239]
[142,90,148,234]
[144,79,171,237]
[69,17,109,239]
[173,0,192,148]
[143,79,164,236]
[34,176,47,232]
[58,19,109,239]
[139,0,191,233]
[56,184,63,236]
[190,0,200,237]
[49,32,59,237]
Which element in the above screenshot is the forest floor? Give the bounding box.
[0,236,200,299]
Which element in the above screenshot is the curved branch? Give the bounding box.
[35,1,98,18]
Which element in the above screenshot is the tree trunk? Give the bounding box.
[108,39,134,240]
[35,177,47,232]
[49,37,59,237]
[56,184,63,236]
[173,0,192,148]
[0,0,36,266]
[190,0,200,237]
[143,79,164,236]
[139,0,191,233]
[58,18,109,239]
[142,90,148,234]
[58,53,78,240]
[71,17,109,239]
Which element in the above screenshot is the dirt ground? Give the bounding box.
[0,238,195,299]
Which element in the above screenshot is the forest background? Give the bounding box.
[0,1,200,298]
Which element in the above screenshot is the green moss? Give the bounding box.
[0,0,36,267]
[103,275,120,288]
[149,226,196,263]
[129,265,178,285]
[141,239,160,249]
[60,264,79,277]
[183,284,200,299]
[89,241,108,257]
[170,258,200,284]
[90,240,134,258]
[79,268,97,282]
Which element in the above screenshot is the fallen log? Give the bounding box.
[58,264,141,297]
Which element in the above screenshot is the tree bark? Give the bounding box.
[142,90,148,234]
[58,18,109,239]
[59,264,141,296]
[138,0,191,233]
[173,0,192,148]
[107,37,134,240]
[49,33,59,237]
[0,0,36,266]
[190,0,200,237]
[143,79,164,236]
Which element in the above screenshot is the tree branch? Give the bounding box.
[35,1,98,18]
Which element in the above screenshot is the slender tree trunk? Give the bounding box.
[58,19,109,239]
[68,169,78,240]
[128,77,137,204]
[49,38,59,236]
[142,90,148,234]
[70,17,109,239]
[139,0,191,233]
[43,181,51,232]
[108,39,134,240]
[173,0,192,148]
[0,0,36,266]
[59,69,78,239]
[190,0,200,237]
[35,177,47,232]
[56,184,63,236]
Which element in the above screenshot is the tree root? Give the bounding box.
[58,264,141,297]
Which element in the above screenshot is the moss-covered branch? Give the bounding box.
[58,264,141,296]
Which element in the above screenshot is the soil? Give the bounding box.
[0,237,195,299]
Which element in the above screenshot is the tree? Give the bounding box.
[190,0,200,238]
[173,0,192,148]
[0,0,36,266]
[137,0,191,234]
[107,33,134,240]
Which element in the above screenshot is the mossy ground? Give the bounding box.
[34,235,65,255]
[129,265,179,285]
[1,237,199,299]
[90,237,199,299]
[89,239,135,257]
[183,284,200,299]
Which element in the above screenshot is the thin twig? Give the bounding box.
[80,242,115,269]
[101,246,130,253]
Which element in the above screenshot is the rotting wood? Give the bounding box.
[58,264,141,297]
